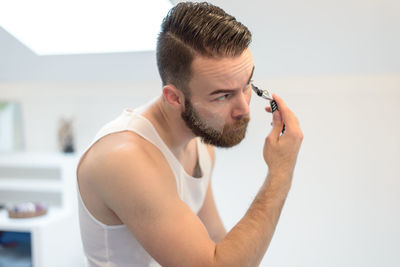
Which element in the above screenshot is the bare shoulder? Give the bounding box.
[77,130,177,224]
[79,131,159,168]
[79,129,177,189]
[78,132,217,266]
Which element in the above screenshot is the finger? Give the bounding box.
[265,106,272,113]
[272,94,298,130]
[269,110,284,140]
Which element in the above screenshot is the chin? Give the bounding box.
[200,131,247,148]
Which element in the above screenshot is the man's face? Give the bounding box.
[181,48,254,147]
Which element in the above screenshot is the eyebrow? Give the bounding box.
[209,66,255,96]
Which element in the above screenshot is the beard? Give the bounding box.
[181,97,250,148]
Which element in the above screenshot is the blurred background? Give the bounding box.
[0,0,399,266]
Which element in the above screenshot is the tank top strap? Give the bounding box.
[84,108,211,199]
[125,110,183,179]
[195,138,212,178]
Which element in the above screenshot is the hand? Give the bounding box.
[263,94,303,179]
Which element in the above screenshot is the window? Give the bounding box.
[0,0,173,55]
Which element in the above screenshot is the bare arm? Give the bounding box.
[214,94,303,266]
[214,173,292,267]
[89,94,302,267]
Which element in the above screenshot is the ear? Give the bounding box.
[162,84,186,112]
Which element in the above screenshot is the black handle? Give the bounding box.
[270,100,285,134]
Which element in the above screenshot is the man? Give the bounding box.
[77,2,303,267]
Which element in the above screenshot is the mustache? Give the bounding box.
[224,117,250,130]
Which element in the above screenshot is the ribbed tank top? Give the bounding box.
[77,106,212,267]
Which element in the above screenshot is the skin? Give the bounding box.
[181,94,251,147]
[181,89,251,148]
[187,49,253,129]
[77,47,303,267]
[179,48,254,148]
[190,101,226,130]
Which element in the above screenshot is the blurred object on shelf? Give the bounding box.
[0,102,25,152]
[6,202,48,219]
[57,117,75,153]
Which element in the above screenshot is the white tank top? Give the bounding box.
[77,106,212,267]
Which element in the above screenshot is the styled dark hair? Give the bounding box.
[156,2,252,96]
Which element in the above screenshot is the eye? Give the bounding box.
[215,94,230,101]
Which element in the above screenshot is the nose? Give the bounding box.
[232,91,250,120]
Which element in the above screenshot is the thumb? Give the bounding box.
[270,110,283,139]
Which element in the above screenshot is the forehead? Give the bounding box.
[189,48,254,92]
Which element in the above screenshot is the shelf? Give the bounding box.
[0,152,84,267]
[0,207,69,232]
[0,178,62,192]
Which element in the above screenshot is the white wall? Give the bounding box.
[216,0,400,76]
[0,81,161,152]
[213,74,400,267]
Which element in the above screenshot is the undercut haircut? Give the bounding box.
[156,1,252,96]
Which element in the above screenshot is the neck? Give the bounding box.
[142,96,196,156]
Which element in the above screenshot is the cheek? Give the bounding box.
[191,101,230,130]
